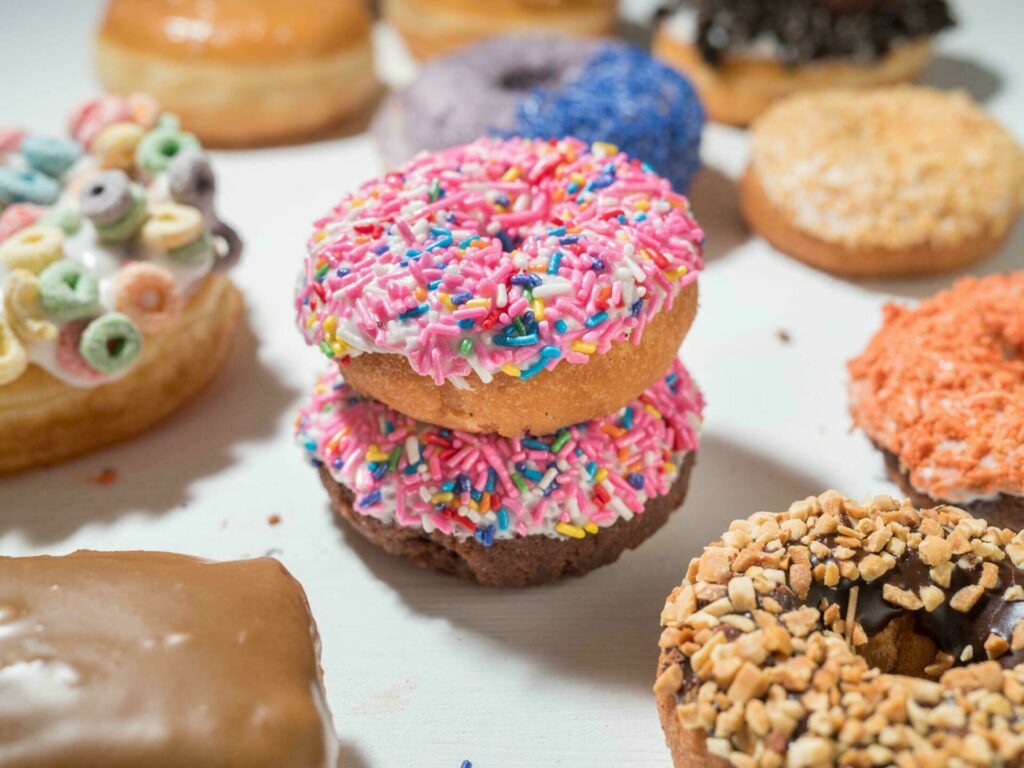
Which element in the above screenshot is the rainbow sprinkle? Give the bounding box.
[296,359,703,542]
[295,137,704,388]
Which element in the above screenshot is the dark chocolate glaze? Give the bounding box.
[657,0,954,66]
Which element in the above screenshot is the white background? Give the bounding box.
[0,1,1021,765]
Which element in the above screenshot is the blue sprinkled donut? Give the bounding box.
[373,36,705,192]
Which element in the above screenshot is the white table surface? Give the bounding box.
[1,2,1021,766]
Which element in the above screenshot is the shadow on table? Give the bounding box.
[0,309,298,544]
[690,166,747,262]
[843,214,1024,301]
[333,433,826,694]
[337,739,371,768]
[921,53,1003,104]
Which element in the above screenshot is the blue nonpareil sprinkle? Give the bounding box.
[455,474,472,494]
[383,420,394,434]
[451,291,474,305]
[304,440,317,452]
[337,267,352,277]
[627,472,645,490]
[398,303,429,320]
[548,226,566,236]
[542,481,559,497]
[590,257,605,271]
[559,235,580,245]
[585,310,608,328]
[458,235,480,248]
[587,461,598,478]
[519,357,549,380]
[555,319,568,333]
[540,345,560,359]
[522,437,550,452]
[496,508,509,530]
[495,194,510,207]
[332,458,344,470]
[548,251,563,275]
[510,272,542,288]
[427,278,443,290]
[620,407,634,429]
[567,181,580,194]
[486,468,497,493]
[403,462,420,475]
[592,174,615,190]
[371,464,388,480]
[441,480,456,492]
[373,244,389,255]
[457,318,475,329]
[471,490,482,502]
[427,227,452,251]
[405,248,422,259]
[630,298,643,317]
[359,490,382,508]
[474,525,496,548]
[521,467,543,482]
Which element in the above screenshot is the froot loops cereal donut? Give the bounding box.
[385,0,617,60]
[296,136,704,438]
[656,490,1024,768]
[655,0,954,125]
[373,37,705,192]
[741,87,1024,277]
[0,94,243,474]
[96,0,378,147]
[298,358,702,586]
[849,273,1024,529]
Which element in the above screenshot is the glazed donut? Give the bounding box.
[849,274,1024,530]
[295,137,704,438]
[372,36,705,191]
[0,95,243,473]
[741,87,1024,277]
[298,358,702,586]
[656,490,1024,768]
[384,0,617,60]
[654,0,954,125]
[95,0,379,147]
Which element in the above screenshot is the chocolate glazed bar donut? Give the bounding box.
[0,551,337,768]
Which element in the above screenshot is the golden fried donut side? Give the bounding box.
[385,0,618,59]
[653,34,931,126]
[739,166,1013,277]
[339,281,697,438]
[95,0,378,146]
[0,275,241,475]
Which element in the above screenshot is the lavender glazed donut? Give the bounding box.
[372,36,705,191]
[298,358,703,586]
[294,136,705,438]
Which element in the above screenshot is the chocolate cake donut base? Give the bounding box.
[880,446,1024,531]
[319,452,695,587]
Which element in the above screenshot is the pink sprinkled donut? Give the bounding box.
[296,137,704,437]
[297,358,703,586]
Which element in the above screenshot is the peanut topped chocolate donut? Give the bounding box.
[295,137,704,437]
[849,273,1024,528]
[655,491,1024,768]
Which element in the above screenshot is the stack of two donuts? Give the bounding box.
[294,136,707,586]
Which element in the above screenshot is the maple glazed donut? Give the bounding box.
[96,0,378,147]
[0,95,243,474]
[655,490,1024,768]
[849,273,1024,530]
[298,359,702,586]
[384,0,618,60]
[741,87,1024,277]
[654,0,954,125]
[295,137,704,438]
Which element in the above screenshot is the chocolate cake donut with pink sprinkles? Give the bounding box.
[295,136,704,437]
[297,359,703,586]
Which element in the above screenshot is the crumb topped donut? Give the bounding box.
[96,0,378,146]
[741,87,1024,277]
[298,358,702,586]
[849,273,1024,528]
[655,490,1024,768]
[295,136,704,437]
[384,0,617,60]
[654,0,954,125]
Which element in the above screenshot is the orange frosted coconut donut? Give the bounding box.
[384,0,618,59]
[849,273,1024,529]
[295,137,705,438]
[741,87,1024,277]
[96,0,378,147]
[656,490,1024,768]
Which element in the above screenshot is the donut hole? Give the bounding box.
[499,65,560,92]
[159,138,181,158]
[857,613,942,678]
[106,337,127,359]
